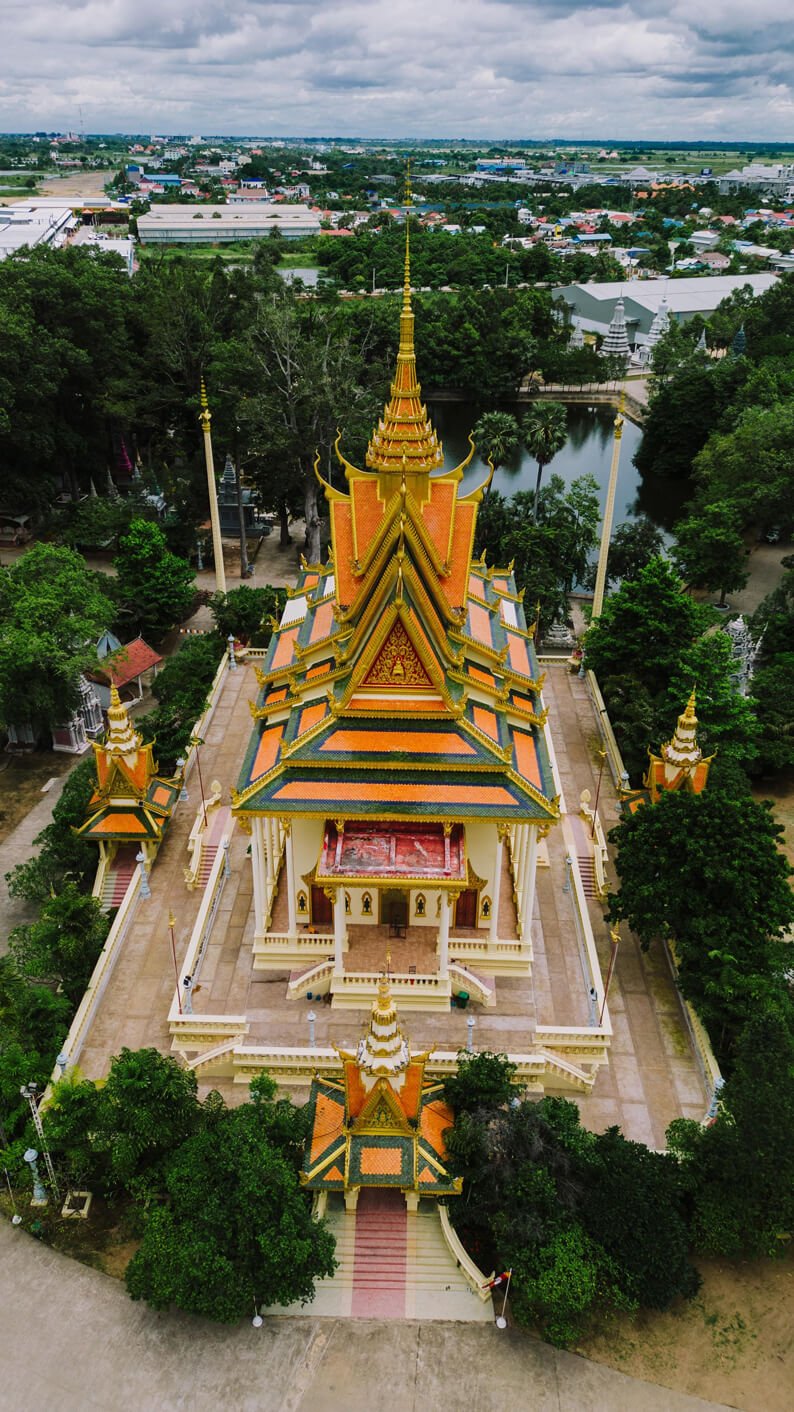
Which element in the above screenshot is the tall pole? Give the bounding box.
[199,379,226,596]
[168,911,183,1014]
[591,395,624,622]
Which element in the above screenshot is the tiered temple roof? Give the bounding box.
[621,690,713,815]
[233,208,558,828]
[302,977,460,1196]
[77,687,179,843]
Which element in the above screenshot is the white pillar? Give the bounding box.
[251,817,265,936]
[284,822,297,936]
[333,887,345,973]
[520,828,539,943]
[438,894,451,978]
[489,828,504,944]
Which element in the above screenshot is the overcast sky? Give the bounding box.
[2,0,792,140]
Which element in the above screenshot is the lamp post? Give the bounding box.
[307,1010,317,1047]
[228,634,237,670]
[199,379,226,595]
[599,927,621,1026]
[23,1149,47,1207]
[466,1014,476,1053]
[563,854,573,893]
[591,748,607,840]
[182,974,194,1015]
[190,736,208,830]
[176,756,188,803]
[196,539,204,571]
[56,1051,68,1078]
[168,912,182,1014]
[591,396,624,622]
[136,849,151,899]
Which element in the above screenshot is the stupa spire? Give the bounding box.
[356,974,410,1078]
[104,684,141,757]
[364,166,444,481]
[661,689,702,771]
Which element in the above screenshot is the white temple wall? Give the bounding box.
[465,821,496,895]
[292,817,325,891]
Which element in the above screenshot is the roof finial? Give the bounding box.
[403,159,413,313]
[199,377,211,428]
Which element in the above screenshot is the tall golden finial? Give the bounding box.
[199,377,211,428]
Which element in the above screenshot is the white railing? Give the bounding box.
[168,831,231,1022]
[333,970,447,993]
[663,940,722,1103]
[286,958,335,1000]
[253,932,336,953]
[448,961,494,1006]
[438,1206,492,1302]
[181,649,231,787]
[45,867,143,1089]
[585,669,629,791]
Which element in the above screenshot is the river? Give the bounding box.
[428,401,689,536]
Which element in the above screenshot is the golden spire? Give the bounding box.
[104,685,141,757]
[356,973,410,1078]
[199,377,211,429]
[662,688,702,770]
[364,163,444,482]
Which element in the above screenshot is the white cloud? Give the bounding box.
[2,0,792,137]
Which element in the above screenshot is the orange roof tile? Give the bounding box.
[251,724,284,781]
[352,477,386,557]
[345,1062,367,1118]
[359,1145,404,1176]
[468,602,492,644]
[91,812,147,834]
[420,1099,453,1159]
[297,702,328,736]
[320,730,475,756]
[399,1062,423,1120]
[150,785,172,806]
[309,599,335,645]
[507,633,531,676]
[473,706,499,741]
[421,480,455,561]
[513,730,542,790]
[468,665,496,687]
[418,1164,439,1186]
[98,636,162,688]
[274,781,519,807]
[306,661,332,680]
[271,627,299,671]
[322,1164,345,1184]
[310,1092,345,1164]
[331,501,357,605]
[445,503,475,608]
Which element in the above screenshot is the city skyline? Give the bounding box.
[3,0,792,141]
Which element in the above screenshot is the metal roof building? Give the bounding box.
[553,273,779,339]
[137,202,321,244]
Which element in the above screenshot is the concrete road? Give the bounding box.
[0,1222,733,1412]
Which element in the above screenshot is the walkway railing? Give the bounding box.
[438,1206,492,1302]
[45,867,143,1088]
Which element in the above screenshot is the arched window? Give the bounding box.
[344,891,351,914]
[414,893,426,918]
[297,890,308,914]
[362,892,373,916]
[480,896,491,921]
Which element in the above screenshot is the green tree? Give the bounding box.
[668,1005,794,1258]
[522,401,568,519]
[584,557,708,698]
[0,544,113,737]
[664,634,758,772]
[608,785,792,1054]
[672,501,748,607]
[443,1050,517,1117]
[136,633,224,773]
[114,519,195,641]
[210,585,287,644]
[592,517,665,591]
[471,411,521,474]
[9,885,109,1006]
[692,402,794,536]
[752,652,794,774]
[125,1091,336,1322]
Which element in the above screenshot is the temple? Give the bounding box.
[302,974,459,1209]
[621,690,713,815]
[232,201,563,1014]
[77,686,178,865]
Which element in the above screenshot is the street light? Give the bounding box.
[56,1052,68,1078]
[228,634,237,671]
[176,756,188,803]
[20,1082,59,1199]
[307,1010,317,1047]
[466,1014,476,1052]
[23,1149,47,1207]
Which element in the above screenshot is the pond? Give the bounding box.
[276,266,320,287]
[428,401,689,537]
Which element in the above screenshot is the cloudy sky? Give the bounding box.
[2,0,792,139]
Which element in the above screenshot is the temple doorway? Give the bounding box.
[455,890,478,929]
[311,885,333,928]
[381,888,409,935]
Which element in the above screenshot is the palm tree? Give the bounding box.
[471,411,521,477]
[522,401,568,519]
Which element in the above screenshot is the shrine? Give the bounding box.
[302,974,460,1210]
[231,198,561,1009]
[621,690,713,815]
[77,686,179,864]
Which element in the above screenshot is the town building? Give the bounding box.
[0,203,75,260]
[137,203,321,244]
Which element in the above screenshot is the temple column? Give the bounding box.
[489,825,507,944]
[251,817,265,937]
[333,887,345,974]
[283,821,297,936]
[520,827,539,944]
[438,894,451,979]
[264,817,275,889]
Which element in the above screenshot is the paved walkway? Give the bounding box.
[0,766,75,953]
[0,1221,733,1412]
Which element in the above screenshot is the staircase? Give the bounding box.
[196,805,231,887]
[268,1191,492,1321]
[576,853,598,899]
[100,845,138,911]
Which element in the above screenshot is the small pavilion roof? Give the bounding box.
[93,636,162,689]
